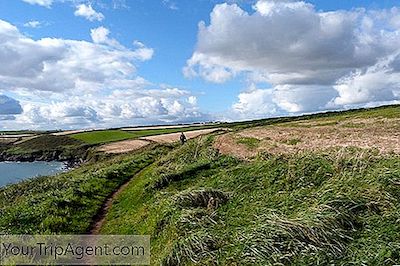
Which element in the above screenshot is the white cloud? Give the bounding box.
[187,0,400,117]
[13,88,206,129]
[23,20,41,28]
[0,20,153,93]
[90,27,154,60]
[331,55,400,106]
[232,86,277,118]
[22,0,53,8]
[90,26,109,43]
[0,19,205,129]
[74,4,105,22]
[132,40,154,61]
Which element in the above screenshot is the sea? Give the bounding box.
[0,161,66,187]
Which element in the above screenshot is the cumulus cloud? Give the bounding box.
[12,88,205,129]
[0,20,153,93]
[22,0,53,8]
[186,0,400,117]
[74,4,105,21]
[0,19,205,129]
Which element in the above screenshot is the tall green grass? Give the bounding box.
[0,145,170,234]
[99,136,400,265]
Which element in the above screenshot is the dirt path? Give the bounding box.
[90,128,225,233]
[89,167,147,234]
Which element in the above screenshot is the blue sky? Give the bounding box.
[0,0,399,129]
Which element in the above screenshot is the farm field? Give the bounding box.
[70,125,217,145]
[98,128,224,154]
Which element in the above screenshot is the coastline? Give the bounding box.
[0,150,85,168]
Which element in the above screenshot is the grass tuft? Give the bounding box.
[175,189,230,209]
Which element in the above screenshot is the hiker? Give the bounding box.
[180,132,187,145]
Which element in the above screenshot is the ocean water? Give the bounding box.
[0,161,66,187]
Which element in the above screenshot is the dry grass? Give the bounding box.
[214,117,400,159]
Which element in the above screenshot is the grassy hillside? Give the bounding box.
[226,104,400,130]
[0,105,399,265]
[0,144,171,234]
[98,135,400,265]
[0,135,90,162]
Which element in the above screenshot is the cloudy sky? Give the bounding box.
[0,0,399,130]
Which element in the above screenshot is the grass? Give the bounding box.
[15,135,83,151]
[0,144,171,234]
[237,137,260,149]
[71,125,216,145]
[226,104,400,130]
[71,130,137,145]
[0,135,91,162]
[98,136,400,265]
[0,104,399,265]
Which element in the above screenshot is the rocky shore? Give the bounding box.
[0,149,87,168]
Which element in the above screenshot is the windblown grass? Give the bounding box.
[0,144,170,234]
[1,105,399,265]
[99,134,400,265]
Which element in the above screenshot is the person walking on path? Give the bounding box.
[180,132,187,145]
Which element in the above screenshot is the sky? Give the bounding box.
[0,0,399,130]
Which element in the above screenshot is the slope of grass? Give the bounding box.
[0,135,91,162]
[0,144,171,234]
[0,104,399,265]
[99,136,400,265]
[15,135,83,151]
[226,104,400,130]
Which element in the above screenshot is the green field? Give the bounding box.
[70,125,215,145]
[0,105,399,265]
[70,130,137,144]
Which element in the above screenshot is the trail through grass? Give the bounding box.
[99,136,400,265]
[0,145,171,234]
